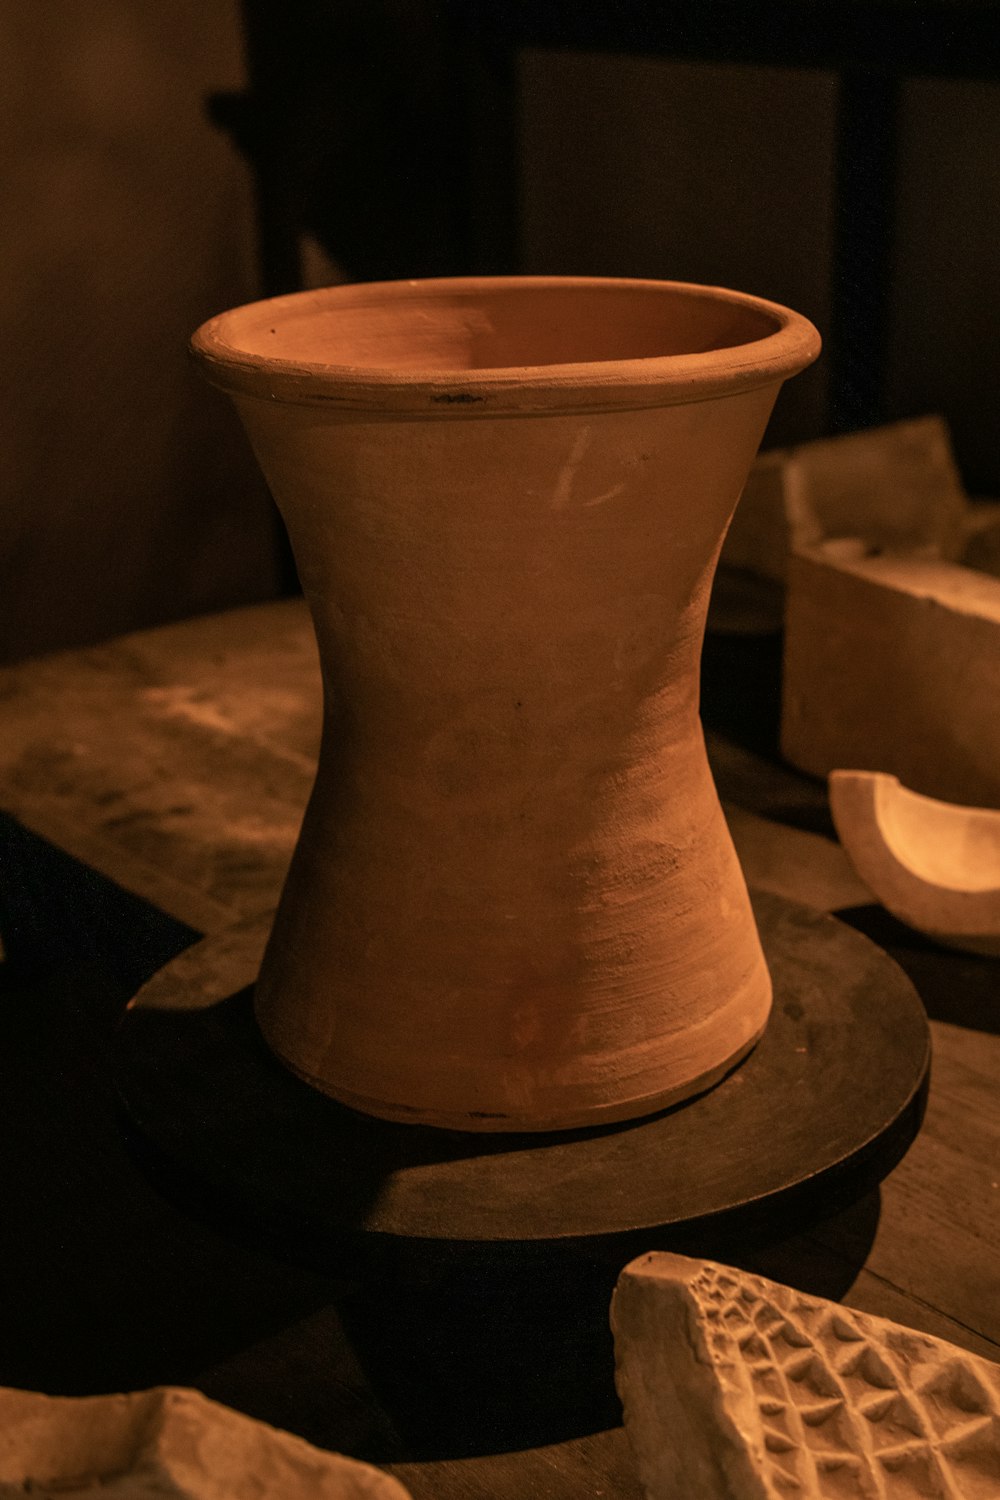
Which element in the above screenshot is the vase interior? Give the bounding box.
[206,279,787,376]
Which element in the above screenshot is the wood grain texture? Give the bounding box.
[0,601,997,1499]
[389,1429,645,1500]
[0,600,320,930]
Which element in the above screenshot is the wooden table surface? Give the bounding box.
[0,596,997,1498]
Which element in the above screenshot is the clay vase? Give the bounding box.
[191,276,819,1132]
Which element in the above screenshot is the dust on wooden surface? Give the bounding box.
[1,598,996,1499]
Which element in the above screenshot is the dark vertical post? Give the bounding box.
[447,3,522,274]
[828,66,901,432]
[207,1,305,592]
[236,0,305,296]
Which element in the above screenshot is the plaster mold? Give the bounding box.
[0,1385,409,1499]
[612,1251,1000,1500]
[829,769,1000,955]
[720,414,969,584]
[782,547,1000,808]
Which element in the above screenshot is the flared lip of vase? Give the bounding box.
[190,274,821,416]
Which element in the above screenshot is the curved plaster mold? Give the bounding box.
[829,769,1000,955]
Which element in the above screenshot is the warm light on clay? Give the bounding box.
[192,276,819,1131]
[830,769,1000,955]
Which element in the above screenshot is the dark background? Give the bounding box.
[3,0,998,663]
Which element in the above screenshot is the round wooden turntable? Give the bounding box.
[112,889,930,1259]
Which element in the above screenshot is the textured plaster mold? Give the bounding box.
[613,1252,1000,1500]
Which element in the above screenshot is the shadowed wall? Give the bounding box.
[0,1,281,665]
[4,6,998,664]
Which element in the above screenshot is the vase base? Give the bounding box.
[113,891,929,1252]
[264,1024,767,1134]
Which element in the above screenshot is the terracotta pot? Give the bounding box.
[191,276,819,1132]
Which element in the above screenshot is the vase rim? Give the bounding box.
[191,275,821,415]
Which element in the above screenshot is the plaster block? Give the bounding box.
[720,415,968,585]
[781,545,1000,808]
[0,1386,410,1499]
[720,449,792,583]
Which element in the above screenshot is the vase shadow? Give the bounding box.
[837,903,1000,1037]
[115,984,730,1272]
[336,1188,883,1462]
[114,898,927,1275]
